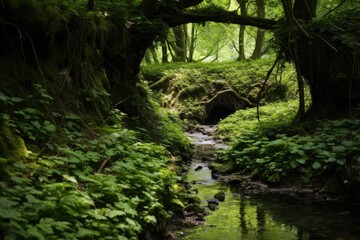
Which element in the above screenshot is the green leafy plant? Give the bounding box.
[218,111,360,185]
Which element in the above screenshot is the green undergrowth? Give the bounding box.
[215,100,300,141]
[0,4,191,238]
[0,82,190,239]
[217,101,360,187]
[142,60,297,124]
[124,82,192,160]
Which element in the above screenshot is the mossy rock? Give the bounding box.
[209,162,235,174]
[0,124,28,160]
[0,124,30,182]
[214,191,225,202]
[184,203,203,213]
[168,164,183,176]
[184,195,201,204]
[177,85,206,101]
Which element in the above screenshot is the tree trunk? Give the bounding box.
[172,25,187,62]
[294,0,317,20]
[87,0,94,10]
[281,0,306,120]
[103,24,158,117]
[188,23,198,62]
[250,0,265,60]
[291,0,359,118]
[237,0,247,61]
[161,40,169,63]
[144,51,152,64]
[150,48,159,63]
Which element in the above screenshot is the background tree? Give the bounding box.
[5,0,353,121]
[236,0,247,61]
[249,0,266,59]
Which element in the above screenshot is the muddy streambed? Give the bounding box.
[177,126,360,240]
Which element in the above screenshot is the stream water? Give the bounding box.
[177,126,360,240]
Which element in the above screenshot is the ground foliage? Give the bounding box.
[0,84,189,239]
[0,1,192,238]
[217,101,360,189]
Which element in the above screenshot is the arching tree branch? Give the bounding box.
[138,0,277,30]
[162,10,277,29]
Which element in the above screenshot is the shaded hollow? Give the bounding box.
[203,91,243,124]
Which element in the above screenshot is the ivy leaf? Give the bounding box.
[77,227,99,237]
[125,217,139,227]
[342,140,354,146]
[332,145,346,152]
[296,158,306,164]
[0,91,9,102]
[43,122,56,132]
[63,175,77,183]
[31,120,41,129]
[336,159,346,165]
[143,215,157,224]
[290,160,299,168]
[171,198,184,208]
[106,210,126,218]
[312,161,322,169]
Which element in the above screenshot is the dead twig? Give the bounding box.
[97,157,111,173]
[256,54,280,122]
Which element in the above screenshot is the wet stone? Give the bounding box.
[195,165,203,171]
[214,191,226,202]
[207,198,219,205]
[207,203,218,211]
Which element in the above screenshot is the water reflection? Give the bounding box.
[179,181,360,240]
[181,128,360,240]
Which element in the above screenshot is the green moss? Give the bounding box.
[0,124,28,160]
[209,162,235,174]
[142,60,296,124]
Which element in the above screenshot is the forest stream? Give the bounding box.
[177,125,360,240]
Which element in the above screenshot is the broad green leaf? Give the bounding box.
[143,215,157,224]
[27,226,46,240]
[296,158,306,164]
[312,161,322,169]
[327,157,337,162]
[0,92,9,102]
[77,227,99,237]
[290,160,299,168]
[0,208,21,219]
[341,140,354,146]
[63,175,78,183]
[171,198,184,208]
[332,145,346,152]
[43,122,56,132]
[106,210,126,218]
[336,159,346,165]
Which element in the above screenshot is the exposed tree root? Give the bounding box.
[195,89,256,107]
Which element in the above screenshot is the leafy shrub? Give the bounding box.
[0,85,56,143]
[215,100,299,141]
[218,114,360,185]
[0,83,186,239]
[0,117,182,239]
